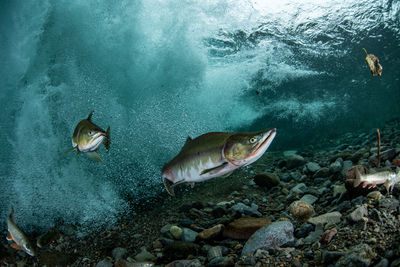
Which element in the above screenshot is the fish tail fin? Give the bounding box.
[163,177,175,197]
[61,146,77,157]
[362,48,368,56]
[353,167,362,187]
[104,126,111,151]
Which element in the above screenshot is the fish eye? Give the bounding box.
[250,137,257,143]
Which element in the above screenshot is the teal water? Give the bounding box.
[0,0,399,231]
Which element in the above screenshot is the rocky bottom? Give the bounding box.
[2,119,400,266]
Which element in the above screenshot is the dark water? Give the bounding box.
[0,0,399,232]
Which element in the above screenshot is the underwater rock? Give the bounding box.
[253,172,280,188]
[380,148,397,162]
[163,242,200,262]
[335,243,375,266]
[320,228,337,244]
[283,150,298,157]
[308,211,342,227]
[170,226,183,240]
[115,259,155,267]
[112,247,128,260]
[295,223,314,238]
[348,205,368,222]
[161,224,173,235]
[342,160,353,173]
[305,162,321,173]
[165,259,202,267]
[392,158,400,167]
[181,228,198,242]
[207,256,234,267]
[241,221,294,257]
[313,167,330,178]
[290,183,307,197]
[299,194,318,205]
[222,217,271,240]
[197,224,224,240]
[374,258,389,267]
[211,206,227,218]
[96,259,113,267]
[344,165,371,195]
[36,227,60,248]
[135,248,156,262]
[367,190,383,200]
[289,201,314,222]
[207,246,223,261]
[329,158,343,173]
[286,155,306,169]
[231,202,262,217]
[333,185,347,197]
[322,250,345,265]
[39,251,77,266]
[303,227,324,245]
[379,198,399,212]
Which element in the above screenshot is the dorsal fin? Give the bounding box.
[9,205,14,219]
[179,136,193,152]
[87,110,94,121]
[184,136,192,146]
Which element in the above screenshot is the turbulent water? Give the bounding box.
[0,0,399,231]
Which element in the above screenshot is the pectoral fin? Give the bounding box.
[85,151,103,162]
[163,177,175,197]
[6,233,13,241]
[171,179,187,187]
[200,162,228,176]
[11,243,21,250]
[62,146,78,157]
[221,171,233,178]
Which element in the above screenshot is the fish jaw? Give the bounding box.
[226,128,276,167]
[77,132,105,153]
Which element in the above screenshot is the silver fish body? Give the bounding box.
[7,207,36,256]
[354,168,400,192]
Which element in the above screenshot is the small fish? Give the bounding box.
[6,206,36,256]
[64,111,110,161]
[354,168,400,192]
[363,48,382,76]
[162,128,276,196]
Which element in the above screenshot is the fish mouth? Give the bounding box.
[163,177,175,197]
[88,133,106,151]
[251,128,276,157]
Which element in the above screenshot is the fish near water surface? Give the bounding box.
[363,48,382,76]
[64,111,110,161]
[162,128,276,196]
[6,207,36,256]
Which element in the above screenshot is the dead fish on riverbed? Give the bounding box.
[6,206,36,256]
[64,111,110,161]
[363,48,382,76]
[162,128,276,196]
